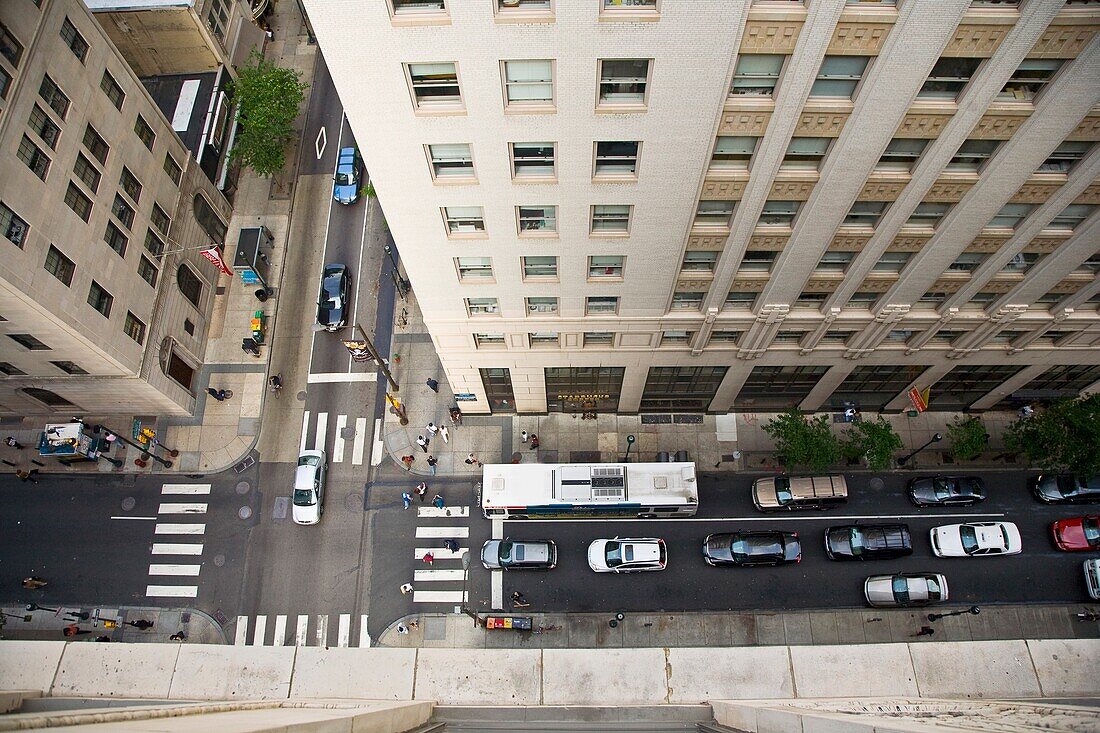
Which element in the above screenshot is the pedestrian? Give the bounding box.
[1020,404,1035,418]
[415,482,427,501]
[6,436,24,449]
[28,468,40,480]
[126,619,154,630]
[511,591,530,608]
[400,583,414,595]
[426,422,438,437]
[416,435,429,452]
[912,626,935,637]
[433,494,445,509]
[169,632,186,642]
[530,435,540,450]
[16,469,37,483]
[427,455,437,475]
[449,407,462,425]
[22,577,47,589]
[63,624,89,637]
[426,377,439,393]
[206,387,222,401]
[397,623,409,635]
[465,452,481,467]
[521,430,529,443]
[443,539,459,552]
[423,552,434,566]
[401,454,415,471]
[439,425,449,443]
[401,492,412,510]
[408,620,419,630]
[95,635,112,642]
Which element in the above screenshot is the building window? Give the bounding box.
[1001,252,1042,273]
[987,203,1034,229]
[847,291,880,307]
[407,62,462,109]
[83,124,109,164]
[671,292,704,311]
[681,251,718,272]
[39,75,70,119]
[28,105,60,149]
[18,135,50,180]
[163,154,183,185]
[588,255,624,278]
[427,143,474,179]
[999,60,1062,101]
[59,18,88,63]
[87,281,113,317]
[138,255,158,287]
[390,0,446,14]
[709,331,741,344]
[1048,204,1095,231]
[1078,254,1100,274]
[455,256,493,280]
[872,251,911,273]
[193,194,227,244]
[601,0,656,9]
[523,255,557,279]
[876,138,927,171]
[206,0,230,42]
[586,296,619,315]
[591,205,631,234]
[661,330,692,345]
[474,332,505,348]
[9,333,50,351]
[64,182,92,222]
[795,292,827,308]
[103,222,127,257]
[919,57,982,99]
[711,136,757,170]
[815,251,854,272]
[809,56,868,99]
[947,139,1000,171]
[151,204,171,235]
[781,137,830,170]
[466,297,500,316]
[1,202,29,248]
[44,245,75,286]
[443,206,485,235]
[23,388,76,407]
[496,0,552,12]
[502,59,554,108]
[144,230,165,257]
[740,250,776,272]
[100,70,125,109]
[694,201,735,227]
[0,362,27,375]
[725,291,757,308]
[72,153,100,193]
[177,264,203,308]
[597,58,650,107]
[584,332,614,347]
[947,253,986,273]
[844,201,888,227]
[594,141,639,177]
[120,167,142,203]
[1,22,24,67]
[966,292,997,307]
[642,365,727,412]
[0,67,11,100]
[730,54,783,96]
[529,331,560,347]
[759,200,800,226]
[134,115,156,150]
[518,205,557,234]
[511,142,555,179]
[919,291,948,305]
[907,202,951,228]
[1038,141,1092,174]
[527,296,558,315]
[50,360,87,375]
[774,330,807,344]
[124,312,146,344]
[828,365,928,411]
[112,194,135,230]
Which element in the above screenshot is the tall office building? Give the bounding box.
[306,0,1100,415]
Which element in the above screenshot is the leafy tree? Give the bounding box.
[946,416,987,461]
[762,409,841,472]
[228,51,308,177]
[843,417,903,471]
[1004,393,1100,476]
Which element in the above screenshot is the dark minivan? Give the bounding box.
[824,524,912,561]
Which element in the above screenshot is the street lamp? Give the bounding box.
[897,432,942,467]
[928,605,980,622]
[459,553,479,627]
[383,243,410,297]
[623,434,636,463]
[25,603,60,613]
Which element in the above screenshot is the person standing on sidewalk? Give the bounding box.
[530,435,540,450]
[449,406,462,425]
[16,469,37,483]
[439,425,449,443]
[400,583,414,595]
[416,435,429,452]
[426,422,439,438]
[427,455,437,475]
[426,378,439,393]
[6,436,24,449]
[521,430,529,443]
[401,455,415,471]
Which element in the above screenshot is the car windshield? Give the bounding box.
[891,576,910,602]
[298,454,320,467]
[774,477,793,504]
[605,541,624,567]
[1084,518,1100,543]
[293,488,315,506]
[498,541,513,562]
[335,170,353,185]
[322,275,342,306]
[959,525,979,554]
[926,576,943,599]
[1056,475,1081,494]
[848,528,865,555]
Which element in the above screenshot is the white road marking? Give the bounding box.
[359,615,371,647]
[417,506,470,518]
[148,564,201,576]
[307,372,378,383]
[492,518,503,540]
[314,412,328,453]
[491,518,503,609]
[160,484,211,495]
[253,615,267,645]
[146,585,198,598]
[299,410,310,453]
[235,617,248,645]
[416,527,470,538]
[414,569,466,582]
[157,503,208,514]
[505,513,1008,523]
[413,590,468,603]
[370,418,383,466]
[111,516,157,521]
[154,523,205,535]
[415,548,468,560]
[273,615,287,646]
[315,614,328,646]
[152,543,204,555]
[332,414,347,463]
[295,615,309,646]
[337,613,351,647]
[352,417,368,466]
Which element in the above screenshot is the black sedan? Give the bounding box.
[1031,474,1100,505]
[908,475,986,507]
[316,264,350,332]
[824,524,912,561]
[703,531,801,567]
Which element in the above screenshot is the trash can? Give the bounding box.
[674,449,689,462]
[655,451,670,462]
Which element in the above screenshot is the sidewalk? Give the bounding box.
[0,604,224,644]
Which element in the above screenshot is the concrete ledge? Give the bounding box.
[1027,638,1100,697]
[414,649,541,705]
[909,640,1040,699]
[169,645,295,700]
[291,648,416,699]
[543,649,667,705]
[0,641,64,693]
[791,644,918,698]
[667,647,793,703]
[53,642,179,698]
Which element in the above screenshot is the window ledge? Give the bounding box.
[704,168,749,180]
[494,11,555,24]
[390,14,451,27]
[446,231,489,240]
[599,10,660,22]
[523,276,560,284]
[432,177,479,186]
[590,231,631,238]
[724,96,775,111]
[513,176,558,185]
[593,174,639,184]
[504,104,557,115]
[596,103,648,114]
[587,276,625,284]
[518,231,560,239]
[459,278,497,285]
[690,225,732,236]
[413,105,467,117]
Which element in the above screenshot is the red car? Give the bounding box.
[1051,515,1100,551]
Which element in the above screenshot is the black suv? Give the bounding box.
[703,531,801,567]
[824,524,912,561]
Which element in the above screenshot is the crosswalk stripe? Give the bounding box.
[337,613,351,647]
[146,585,198,597]
[332,414,348,462]
[295,615,309,646]
[314,412,328,453]
[235,616,248,645]
[414,569,466,582]
[157,502,208,514]
[370,418,384,466]
[315,614,328,646]
[359,615,370,647]
[299,410,310,453]
[413,590,468,603]
[151,543,203,555]
[253,615,267,645]
[415,548,468,560]
[160,484,211,495]
[416,527,470,538]
[148,564,201,576]
[492,517,504,610]
[417,506,469,518]
[273,615,287,646]
[154,523,205,535]
[352,417,367,465]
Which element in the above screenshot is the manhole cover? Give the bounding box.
[235,481,250,495]
[296,390,306,401]
[213,554,225,567]
[869,477,885,491]
[121,496,136,511]
[238,506,252,520]
[344,492,363,512]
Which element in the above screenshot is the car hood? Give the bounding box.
[481,540,502,568]
[333,182,357,202]
[931,526,966,555]
[292,500,319,524]
[587,540,609,570]
[1053,518,1088,548]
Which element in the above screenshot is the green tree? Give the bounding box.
[946,416,987,461]
[228,51,308,177]
[762,409,841,472]
[1004,393,1100,476]
[842,417,903,471]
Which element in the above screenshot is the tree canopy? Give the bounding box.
[842,417,903,471]
[946,416,987,461]
[228,51,308,177]
[762,409,841,472]
[1004,393,1100,476]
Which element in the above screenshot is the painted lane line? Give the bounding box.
[415,527,470,538]
[146,585,198,598]
[370,418,384,466]
[505,512,1007,523]
[253,615,268,645]
[491,517,504,611]
[492,518,503,540]
[160,484,211,495]
[295,615,309,646]
[414,569,466,582]
[338,613,351,647]
[235,617,248,645]
[352,417,367,466]
[157,503,208,514]
[332,414,348,463]
[314,412,328,453]
[417,506,470,518]
[299,410,310,453]
[273,615,287,646]
[111,516,157,521]
[151,543,203,555]
[307,372,378,383]
[148,564,201,576]
[154,523,206,535]
[359,615,371,647]
[415,548,467,560]
[413,590,468,603]
[315,614,328,646]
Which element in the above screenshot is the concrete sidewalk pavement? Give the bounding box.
[0,604,224,644]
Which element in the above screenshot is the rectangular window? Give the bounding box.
[18,135,50,180]
[0,362,27,375]
[1049,204,1095,231]
[112,194,135,230]
[100,70,125,109]
[51,360,88,375]
[948,253,987,273]
[135,115,156,150]
[44,244,75,286]
[584,332,614,347]
[39,75,70,119]
[206,0,229,42]
[906,202,951,228]
[919,57,982,99]
[844,201,888,227]
[671,292,704,311]
[1038,141,1092,174]
[523,255,557,279]
[163,154,183,184]
[120,167,142,202]
[872,251,911,273]
[474,332,505,347]
[527,296,558,314]
[150,203,170,235]
[1001,252,1042,273]
[518,205,557,234]
[781,137,830,170]
[876,138,927,171]
[144,230,165,257]
[987,203,1034,229]
[103,222,127,257]
[408,62,462,109]
[391,0,446,14]
[730,54,783,96]
[591,205,631,234]
[1,202,29,248]
[60,18,88,63]
[694,201,735,227]
[427,143,474,179]
[465,297,499,316]
[529,331,560,346]
[124,312,146,344]
[64,182,91,222]
[87,281,113,317]
[815,251,854,272]
[594,141,639,177]
[847,292,880,307]
[740,250,776,272]
[795,292,827,308]
[999,59,1062,101]
[919,291,948,305]
[661,330,692,345]
[73,153,101,193]
[0,67,11,100]
[598,58,650,106]
[138,255,158,286]
[8,334,50,351]
[947,139,1000,171]
[725,291,757,308]
[681,251,718,272]
[586,296,619,315]
[966,292,997,307]
[589,255,624,278]
[455,257,493,280]
[601,0,656,9]
[28,105,61,149]
[709,331,741,344]
[496,0,552,11]
[774,330,808,344]
[511,142,555,178]
[809,55,869,99]
[443,206,485,235]
[711,136,757,170]
[821,330,855,344]
[83,124,109,164]
[502,59,554,107]
[758,200,800,226]
[1,22,24,67]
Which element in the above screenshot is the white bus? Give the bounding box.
[481,462,698,519]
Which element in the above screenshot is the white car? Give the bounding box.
[930,521,1021,557]
[292,449,326,525]
[587,537,666,573]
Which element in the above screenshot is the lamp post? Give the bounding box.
[623,434,636,463]
[897,432,942,467]
[928,605,980,622]
[459,553,480,627]
[383,243,410,297]
[25,603,60,614]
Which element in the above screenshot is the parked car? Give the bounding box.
[908,475,986,507]
[751,474,847,512]
[292,449,326,525]
[316,263,350,331]
[333,147,363,204]
[1031,474,1100,505]
[824,524,912,561]
[481,539,557,570]
[587,537,667,573]
[864,572,949,608]
[1085,559,1100,600]
[703,531,800,567]
[1051,515,1100,551]
[930,521,1022,557]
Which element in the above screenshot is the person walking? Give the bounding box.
[126,619,154,630]
[169,632,187,642]
[530,435,540,450]
[415,482,427,502]
[443,539,459,552]
[397,623,410,635]
[400,583,413,595]
[6,436,24,449]
[426,377,439,393]
[511,591,530,608]
[449,407,462,425]
[401,455,415,471]
[425,422,438,437]
[912,626,935,637]
[22,577,47,589]
[16,469,37,483]
[206,387,229,401]
[439,425,449,443]
[427,455,438,475]
[63,624,90,637]
[521,430,529,443]
[432,494,445,509]
[465,452,482,468]
[401,492,413,510]
[422,552,434,566]
[416,435,429,452]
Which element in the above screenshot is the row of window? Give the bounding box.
[427,141,639,182]
[388,0,658,20]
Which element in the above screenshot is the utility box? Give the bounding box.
[234,226,275,295]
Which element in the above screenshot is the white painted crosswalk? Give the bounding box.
[145,483,210,598]
[410,504,474,606]
[299,410,371,465]
[234,612,369,647]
